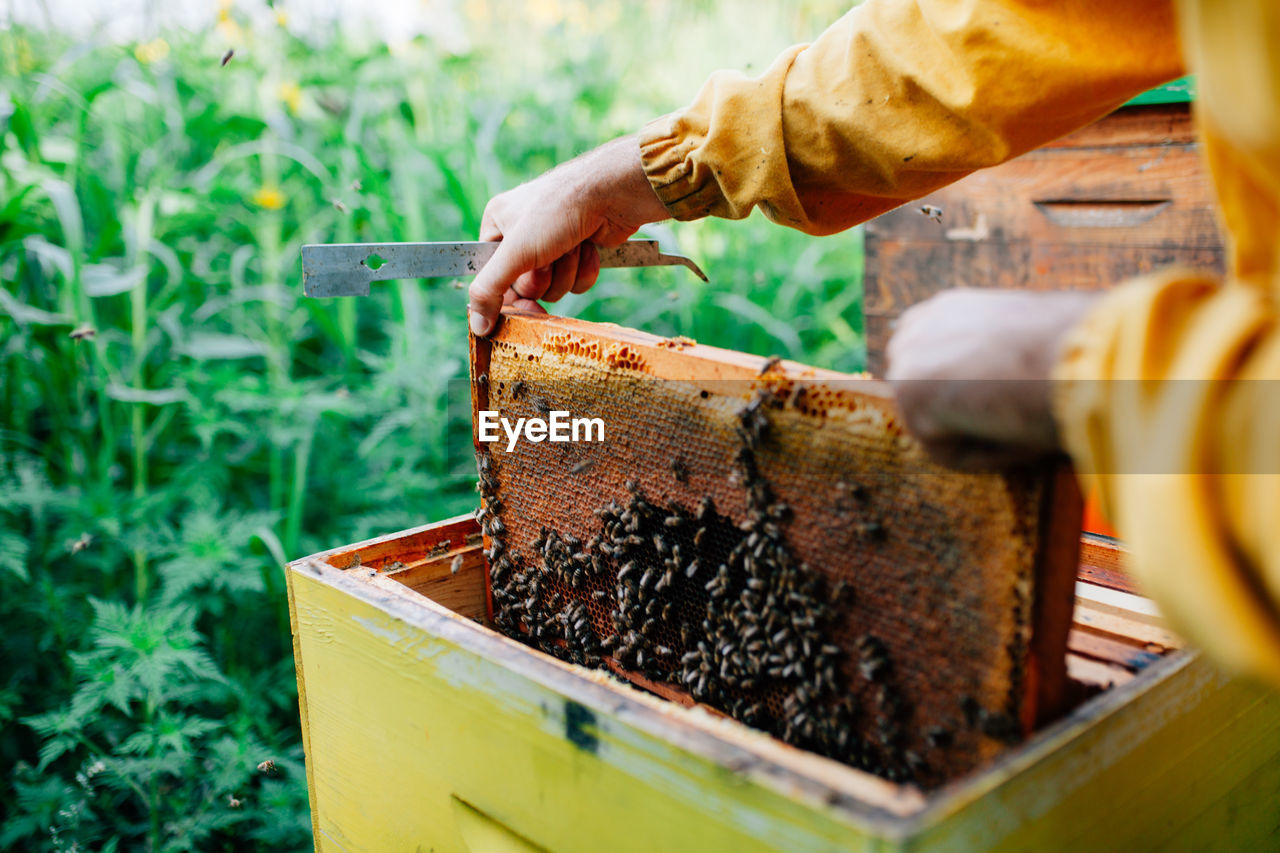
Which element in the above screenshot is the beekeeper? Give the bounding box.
[467,0,1280,686]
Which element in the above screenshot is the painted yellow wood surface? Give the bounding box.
[289,531,1280,852]
[908,653,1280,851]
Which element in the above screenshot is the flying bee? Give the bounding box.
[68,324,96,341]
[450,555,464,575]
[919,204,943,222]
[220,48,235,67]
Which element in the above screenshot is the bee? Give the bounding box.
[663,515,682,529]
[857,520,886,541]
[919,204,943,222]
[925,726,953,749]
[476,372,489,386]
[257,759,277,775]
[670,458,689,483]
[530,395,551,415]
[227,795,242,809]
[569,458,595,475]
[449,554,464,575]
[696,495,714,521]
[68,532,94,554]
[68,324,96,341]
[759,355,782,375]
[786,382,806,409]
[220,48,235,67]
[510,379,526,400]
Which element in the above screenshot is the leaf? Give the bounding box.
[83,263,147,297]
[22,235,74,281]
[106,384,189,405]
[0,288,71,327]
[178,333,267,360]
[41,178,84,253]
[0,530,31,581]
[252,525,288,568]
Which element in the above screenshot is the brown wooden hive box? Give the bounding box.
[863,102,1226,376]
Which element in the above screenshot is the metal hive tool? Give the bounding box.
[470,312,1081,788]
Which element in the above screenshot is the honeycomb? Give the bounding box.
[471,314,1072,788]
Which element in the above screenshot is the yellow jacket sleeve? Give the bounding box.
[638,0,1183,235]
[1054,0,1280,686]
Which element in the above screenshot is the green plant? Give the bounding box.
[0,2,863,847]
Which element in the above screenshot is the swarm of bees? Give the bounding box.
[476,388,934,783]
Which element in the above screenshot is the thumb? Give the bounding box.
[469,239,536,336]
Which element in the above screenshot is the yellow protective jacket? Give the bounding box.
[638,0,1280,685]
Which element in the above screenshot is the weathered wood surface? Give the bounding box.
[863,103,1226,375]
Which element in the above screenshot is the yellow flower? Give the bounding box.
[134,38,170,65]
[216,1,242,40]
[275,9,288,27]
[251,185,285,210]
[277,81,302,115]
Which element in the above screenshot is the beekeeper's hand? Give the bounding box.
[886,289,1101,471]
[468,135,669,337]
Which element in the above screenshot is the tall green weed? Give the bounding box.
[0,2,863,848]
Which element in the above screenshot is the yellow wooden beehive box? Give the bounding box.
[287,512,1280,851]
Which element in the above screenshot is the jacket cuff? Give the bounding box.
[638,112,726,222]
